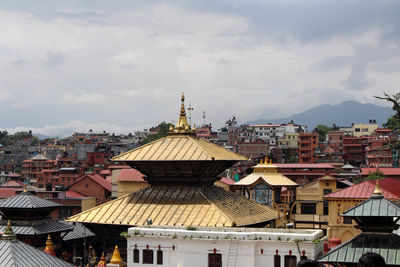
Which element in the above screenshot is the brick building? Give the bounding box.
[298,133,318,163]
[69,174,111,205]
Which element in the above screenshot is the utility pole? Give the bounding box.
[203,111,206,126]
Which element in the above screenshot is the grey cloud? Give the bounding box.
[45,52,65,67]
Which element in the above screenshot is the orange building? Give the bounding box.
[298,133,318,163]
[21,154,56,181]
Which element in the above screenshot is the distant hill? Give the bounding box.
[246,100,394,130]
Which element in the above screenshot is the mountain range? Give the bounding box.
[246,100,394,130]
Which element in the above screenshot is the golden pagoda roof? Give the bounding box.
[112,134,246,161]
[112,93,246,162]
[235,160,297,187]
[66,185,277,227]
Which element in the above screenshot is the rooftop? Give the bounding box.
[67,185,277,227]
[324,178,400,200]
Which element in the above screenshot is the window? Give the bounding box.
[355,128,360,132]
[133,249,139,263]
[208,253,222,267]
[85,184,89,188]
[143,249,153,264]
[301,203,316,215]
[157,250,163,265]
[323,200,329,215]
[274,255,281,267]
[343,217,352,224]
[284,255,297,267]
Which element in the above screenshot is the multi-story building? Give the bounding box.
[352,120,378,137]
[250,122,306,147]
[21,154,56,182]
[277,133,299,148]
[298,133,318,163]
[342,137,366,166]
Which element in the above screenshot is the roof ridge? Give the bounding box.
[111,136,169,161]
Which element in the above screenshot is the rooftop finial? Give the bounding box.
[110,245,123,264]
[371,179,384,199]
[44,234,56,256]
[23,186,27,193]
[2,220,16,241]
[170,93,195,135]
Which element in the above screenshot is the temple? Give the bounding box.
[67,94,278,246]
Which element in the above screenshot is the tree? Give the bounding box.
[374,92,400,132]
[314,125,333,142]
[141,122,171,145]
[354,169,386,184]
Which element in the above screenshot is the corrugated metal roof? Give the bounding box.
[117,169,145,182]
[342,196,400,217]
[0,219,73,235]
[235,173,298,187]
[319,233,400,265]
[61,222,96,241]
[325,178,400,200]
[362,168,400,176]
[0,191,61,209]
[0,239,73,267]
[275,163,335,169]
[112,135,247,162]
[67,185,277,227]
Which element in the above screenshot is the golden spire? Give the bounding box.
[110,245,123,264]
[373,179,382,195]
[97,252,107,267]
[23,186,27,193]
[170,93,196,135]
[44,234,56,256]
[269,159,272,164]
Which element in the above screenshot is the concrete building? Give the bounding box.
[352,121,378,137]
[126,227,324,267]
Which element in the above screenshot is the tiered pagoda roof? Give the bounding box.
[67,94,277,228]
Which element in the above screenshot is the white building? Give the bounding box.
[250,123,307,147]
[126,227,324,267]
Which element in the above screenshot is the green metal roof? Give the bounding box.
[341,194,400,217]
[319,233,400,265]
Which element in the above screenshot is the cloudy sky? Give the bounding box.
[1,0,400,137]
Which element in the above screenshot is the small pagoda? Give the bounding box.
[0,188,73,247]
[320,181,400,266]
[68,94,278,241]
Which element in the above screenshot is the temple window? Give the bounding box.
[208,253,222,267]
[157,250,163,265]
[284,255,297,267]
[143,249,153,264]
[133,248,139,263]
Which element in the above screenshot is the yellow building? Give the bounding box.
[277,133,299,148]
[324,178,400,242]
[294,175,348,230]
[352,122,378,137]
[235,159,297,227]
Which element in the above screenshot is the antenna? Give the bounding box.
[202,111,206,126]
[187,104,194,126]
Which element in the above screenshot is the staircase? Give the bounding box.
[226,239,239,267]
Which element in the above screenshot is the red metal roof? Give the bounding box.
[0,180,25,188]
[66,190,85,198]
[361,168,400,176]
[218,177,235,185]
[117,169,145,182]
[275,164,335,169]
[100,170,111,175]
[324,178,400,199]
[0,188,17,198]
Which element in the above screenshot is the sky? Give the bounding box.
[0,0,400,137]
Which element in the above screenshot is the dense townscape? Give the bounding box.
[0,93,399,266]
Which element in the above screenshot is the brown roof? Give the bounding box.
[67,185,277,227]
[71,174,111,192]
